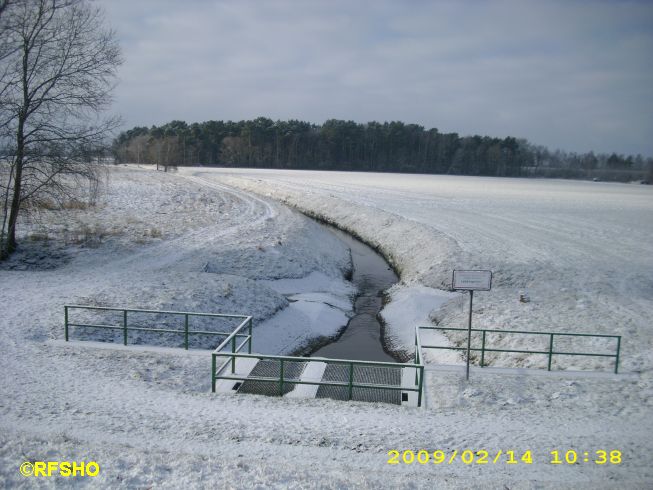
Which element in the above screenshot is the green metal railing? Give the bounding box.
[64,304,425,405]
[211,320,425,406]
[416,326,622,374]
[64,305,252,350]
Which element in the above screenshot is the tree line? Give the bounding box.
[112,117,652,182]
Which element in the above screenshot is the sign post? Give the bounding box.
[452,270,492,380]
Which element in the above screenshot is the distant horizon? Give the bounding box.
[114,117,651,184]
[118,116,653,159]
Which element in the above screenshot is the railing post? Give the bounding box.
[547,333,554,371]
[279,359,284,396]
[414,333,419,385]
[231,336,236,374]
[211,354,216,393]
[465,290,474,380]
[417,366,424,407]
[184,314,189,350]
[348,363,354,400]
[64,306,69,342]
[480,330,486,367]
[248,318,252,354]
[123,310,128,346]
[614,336,621,374]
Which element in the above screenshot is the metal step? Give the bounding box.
[237,359,307,397]
[315,364,402,405]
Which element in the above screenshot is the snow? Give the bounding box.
[380,283,459,363]
[251,297,351,355]
[213,357,258,394]
[254,270,355,354]
[285,362,327,399]
[1,165,652,488]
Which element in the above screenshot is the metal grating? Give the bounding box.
[315,363,402,405]
[238,359,307,397]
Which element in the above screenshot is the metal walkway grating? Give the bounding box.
[238,359,307,397]
[315,364,403,405]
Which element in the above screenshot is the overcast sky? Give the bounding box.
[100,0,653,157]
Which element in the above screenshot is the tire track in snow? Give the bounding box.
[79,172,280,274]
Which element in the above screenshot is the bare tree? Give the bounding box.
[0,0,122,259]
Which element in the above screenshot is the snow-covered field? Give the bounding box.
[1,165,651,488]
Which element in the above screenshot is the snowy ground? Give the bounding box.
[1,165,652,488]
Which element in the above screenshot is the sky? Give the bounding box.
[100,0,653,157]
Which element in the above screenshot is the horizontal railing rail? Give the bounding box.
[416,326,621,374]
[64,305,252,350]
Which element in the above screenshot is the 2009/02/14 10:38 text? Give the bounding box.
[386,449,622,465]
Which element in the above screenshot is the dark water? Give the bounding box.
[311,226,399,362]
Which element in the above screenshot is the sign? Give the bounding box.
[452,270,492,291]
[451,269,493,381]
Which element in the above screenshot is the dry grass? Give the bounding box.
[134,228,163,243]
[62,199,91,210]
[65,224,106,247]
[27,231,50,241]
[30,198,92,211]
[30,199,59,211]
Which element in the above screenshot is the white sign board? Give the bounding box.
[452,270,492,291]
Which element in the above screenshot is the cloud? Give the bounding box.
[101,0,653,156]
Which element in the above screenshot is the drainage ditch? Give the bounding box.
[310,225,399,363]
